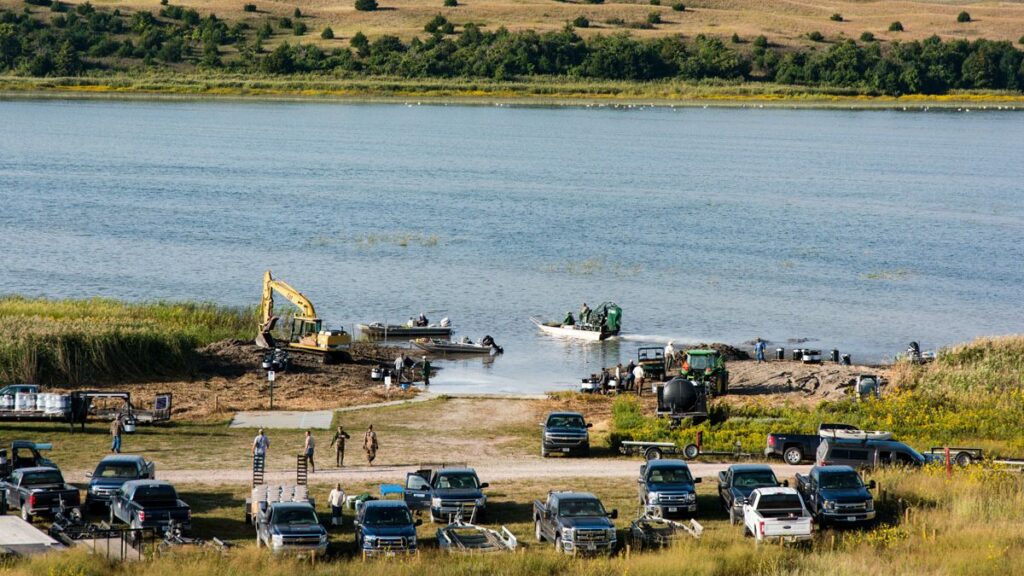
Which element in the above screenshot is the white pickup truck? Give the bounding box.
[741,487,813,545]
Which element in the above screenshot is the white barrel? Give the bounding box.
[15,392,34,411]
[55,394,70,414]
[0,394,13,410]
[41,393,52,412]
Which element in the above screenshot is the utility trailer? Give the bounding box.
[628,514,703,551]
[621,432,753,461]
[437,516,517,554]
[0,392,171,432]
[924,447,984,467]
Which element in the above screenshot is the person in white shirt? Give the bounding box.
[664,340,676,370]
[328,483,346,526]
[252,429,270,461]
[633,365,646,396]
[304,430,316,473]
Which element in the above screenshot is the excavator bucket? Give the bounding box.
[255,317,279,349]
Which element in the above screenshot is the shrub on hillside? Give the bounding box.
[671,2,684,11]
[293,21,307,35]
[889,21,903,31]
[243,3,256,12]
[731,32,740,43]
[830,13,843,22]
[860,31,874,42]
[649,0,660,5]
[444,0,457,5]
[957,11,971,23]
[321,26,334,39]
[753,34,768,48]
[584,0,604,4]
[355,0,378,11]
[293,7,301,18]
[350,30,369,56]
[425,14,454,34]
[572,15,589,28]
[647,11,661,24]
[808,30,824,42]
[278,16,292,29]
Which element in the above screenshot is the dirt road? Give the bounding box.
[78,459,808,486]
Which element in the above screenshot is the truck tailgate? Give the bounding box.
[761,517,812,537]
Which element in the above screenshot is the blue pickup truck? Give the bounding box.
[404,467,489,523]
[533,491,618,556]
[541,412,592,457]
[355,500,421,558]
[794,465,876,525]
[637,460,701,518]
[85,455,155,510]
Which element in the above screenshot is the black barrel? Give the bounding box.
[792,348,803,361]
[831,349,840,363]
[841,354,851,365]
[776,348,785,361]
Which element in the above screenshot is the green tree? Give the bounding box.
[263,41,294,73]
[753,35,768,48]
[889,21,903,32]
[293,21,307,35]
[351,30,369,56]
[243,4,257,12]
[321,26,334,39]
[293,7,301,18]
[731,32,740,44]
[355,0,378,11]
[572,15,589,28]
[647,11,661,24]
[808,31,824,42]
[256,21,273,39]
[957,11,971,23]
[279,16,292,29]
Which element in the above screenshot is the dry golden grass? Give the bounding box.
[6,0,1024,47]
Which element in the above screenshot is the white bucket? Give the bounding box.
[0,394,13,410]
[15,392,36,411]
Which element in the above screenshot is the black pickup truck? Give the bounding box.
[0,466,81,522]
[109,480,191,534]
[764,423,859,465]
[717,464,784,525]
[794,465,876,525]
[533,491,618,556]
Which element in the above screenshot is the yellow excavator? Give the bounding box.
[256,270,351,363]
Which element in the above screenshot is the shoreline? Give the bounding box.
[2,78,1024,110]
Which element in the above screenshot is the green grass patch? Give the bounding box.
[0,296,253,385]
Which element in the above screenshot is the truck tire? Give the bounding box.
[728,507,738,526]
[783,446,803,465]
[644,447,663,461]
[541,446,548,458]
[955,452,973,467]
[535,520,544,542]
[554,535,564,554]
[21,504,31,522]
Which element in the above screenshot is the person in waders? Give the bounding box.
[363,425,379,466]
[421,356,431,386]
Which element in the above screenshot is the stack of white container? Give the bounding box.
[14,392,37,411]
[0,394,14,410]
[250,484,310,517]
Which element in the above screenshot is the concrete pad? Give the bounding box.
[229,410,334,430]
[0,516,62,555]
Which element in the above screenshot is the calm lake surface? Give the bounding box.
[2,99,1023,394]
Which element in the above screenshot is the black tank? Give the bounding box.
[662,377,699,413]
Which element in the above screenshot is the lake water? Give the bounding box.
[2,99,1023,394]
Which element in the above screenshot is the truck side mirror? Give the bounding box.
[636,478,644,484]
[480,483,489,489]
[609,509,618,519]
[693,478,702,484]
[717,472,727,483]
[868,480,876,490]
[85,472,93,478]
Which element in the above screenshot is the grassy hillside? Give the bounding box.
[613,335,1024,456]
[3,0,1022,48]
[0,296,253,385]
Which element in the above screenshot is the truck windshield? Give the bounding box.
[23,470,64,485]
[547,415,585,428]
[819,473,863,489]
[435,473,479,489]
[132,485,178,505]
[95,463,139,479]
[275,508,318,525]
[757,494,803,510]
[649,467,692,483]
[364,507,413,527]
[560,499,607,517]
[733,471,778,488]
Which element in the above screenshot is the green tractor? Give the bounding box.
[680,349,729,396]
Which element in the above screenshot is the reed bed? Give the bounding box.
[0,296,253,385]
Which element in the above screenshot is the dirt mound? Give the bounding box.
[692,343,750,361]
[723,360,889,407]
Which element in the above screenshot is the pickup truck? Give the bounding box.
[0,466,80,522]
[404,466,490,523]
[637,460,701,518]
[540,412,592,457]
[764,423,860,464]
[355,500,421,558]
[742,487,813,545]
[533,491,617,555]
[109,480,191,534]
[795,465,876,525]
[0,440,56,480]
[717,464,785,525]
[85,454,156,510]
[256,501,328,555]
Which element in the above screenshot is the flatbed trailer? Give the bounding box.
[620,434,753,461]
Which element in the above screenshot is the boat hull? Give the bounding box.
[530,317,616,341]
[358,324,453,338]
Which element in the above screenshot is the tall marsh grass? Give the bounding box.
[0,296,253,385]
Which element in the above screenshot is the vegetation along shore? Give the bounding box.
[1,0,1024,104]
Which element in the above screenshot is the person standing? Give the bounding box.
[624,360,636,390]
[633,364,646,397]
[363,425,379,466]
[580,302,591,325]
[252,428,270,462]
[664,340,676,371]
[304,430,316,473]
[109,416,123,454]
[754,338,766,364]
[330,425,351,467]
[421,356,432,386]
[394,354,404,382]
[328,483,346,526]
